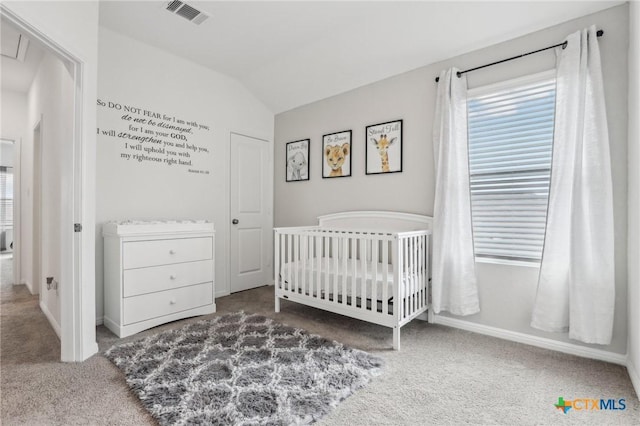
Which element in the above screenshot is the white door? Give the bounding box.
[229,133,272,293]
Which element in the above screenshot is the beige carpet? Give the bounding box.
[1,256,638,424]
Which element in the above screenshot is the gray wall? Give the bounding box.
[274,5,629,355]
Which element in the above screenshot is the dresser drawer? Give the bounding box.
[123,260,213,297]
[123,237,213,269]
[123,282,213,325]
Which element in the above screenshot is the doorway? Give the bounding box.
[0,139,15,288]
[1,5,96,361]
[229,133,273,293]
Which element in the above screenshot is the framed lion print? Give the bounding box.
[322,130,352,178]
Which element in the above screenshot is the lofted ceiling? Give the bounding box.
[99,1,624,114]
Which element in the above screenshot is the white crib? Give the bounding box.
[274,211,432,350]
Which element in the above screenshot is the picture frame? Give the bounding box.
[365,119,403,175]
[322,130,352,179]
[285,139,310,182]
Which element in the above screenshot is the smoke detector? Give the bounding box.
[162,1,210,25]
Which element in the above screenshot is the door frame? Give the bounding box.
[12,138,21,288]
[0,137,20,286]
[1,5,97,361]
[32,120,42,298]
[227,132,274,295]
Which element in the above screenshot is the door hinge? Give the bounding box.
[74,223,82,232]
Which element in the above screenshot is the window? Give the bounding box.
[467,71,556,263]
[0,166,12,229]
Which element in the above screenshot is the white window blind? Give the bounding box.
[0,166,13,228]
[467,71,556,262]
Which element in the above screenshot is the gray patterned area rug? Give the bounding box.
[105,312,383,425]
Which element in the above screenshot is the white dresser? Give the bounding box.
[103,220,216,338]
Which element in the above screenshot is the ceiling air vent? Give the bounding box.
[163,1,210,25]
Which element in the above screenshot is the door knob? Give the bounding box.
[232,219,239,225]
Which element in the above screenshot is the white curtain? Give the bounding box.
[432,68,480,316]
[531,26,615,344]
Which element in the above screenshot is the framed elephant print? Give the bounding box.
[286,139,310,182]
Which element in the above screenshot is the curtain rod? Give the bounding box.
[434,29,604,82]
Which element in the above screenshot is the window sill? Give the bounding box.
[475,257,540,269]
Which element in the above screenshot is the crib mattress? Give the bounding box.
[280,257,395,300]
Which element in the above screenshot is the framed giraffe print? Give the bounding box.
[286,139,310,182]
[366,119,403,175]
[322,130,352,178]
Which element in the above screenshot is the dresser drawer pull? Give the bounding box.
[169,249,176,255]
[169,275,177,280]
[169,299,176,305]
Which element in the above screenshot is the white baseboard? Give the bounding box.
[95,316,104,326]
[39,300,61,339]
[627,357,640,400]
[216,290,231,298]
[432,314,626,366]
[25,280,36,295]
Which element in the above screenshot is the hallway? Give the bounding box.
[0,254,59,363]
[0,252,152,424]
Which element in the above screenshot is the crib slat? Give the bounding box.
[351,236,357,307]
[403,236,408,319]
[403,236,408,318]
[275,233,280,288]
[297,234,301,294]
[316,235,322,299]
[410,236,415,316]
[309,234,313,297]
[371,239,378,312]
[382,240,389,315]
[332,236,338,304]
[417,236,421,313]
[342,236,348,305]
[410,236,414,316]
[360,237,366,311]
[407,236,412,317]
[274,232,280,288]
[309,235,314,298]
[420,236,424,309]
[307,235,311,296]
[293,234,299,294]
[392,237,401,321]
[424,235,428,308]
[318,235,331,300]
[300,235,309,295]
[279,233,284,288]
[413,236,417,315]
